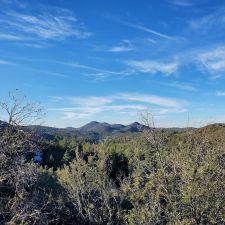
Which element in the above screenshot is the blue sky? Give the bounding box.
[1,0,225,127]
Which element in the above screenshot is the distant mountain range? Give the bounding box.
[25,121,145,141]
[78,121,142,133]
[0,120,194,141]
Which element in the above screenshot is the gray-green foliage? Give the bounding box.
[1,103,225,225]
[54,127,225,225]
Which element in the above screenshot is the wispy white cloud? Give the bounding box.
[84,72,113,81]
[120,20,177,40]
[16,42,49,48]
[109,46,135,52]
[189,7,225,33]
[67,62,133,80]
[1,0,27,8]
[51,104,149,119]
[69,96,114,106]
[108,40,136,52]
[68,63,121,74]
[197,47,225,78]
[48,93,186,120]
[189,15,216,32]
[118,93,184,107]
[157,107,187,115]
[66,93,184,108]
[106,104,147,111]
[168,82,198,92]
[47,72,68,78]
[0,33,24,40]
[0,59,11,64]
[0,5,91,42]
[125,60,178,75]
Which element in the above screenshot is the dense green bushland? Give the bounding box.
[1,124,225,224]
[0,94,225,224]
